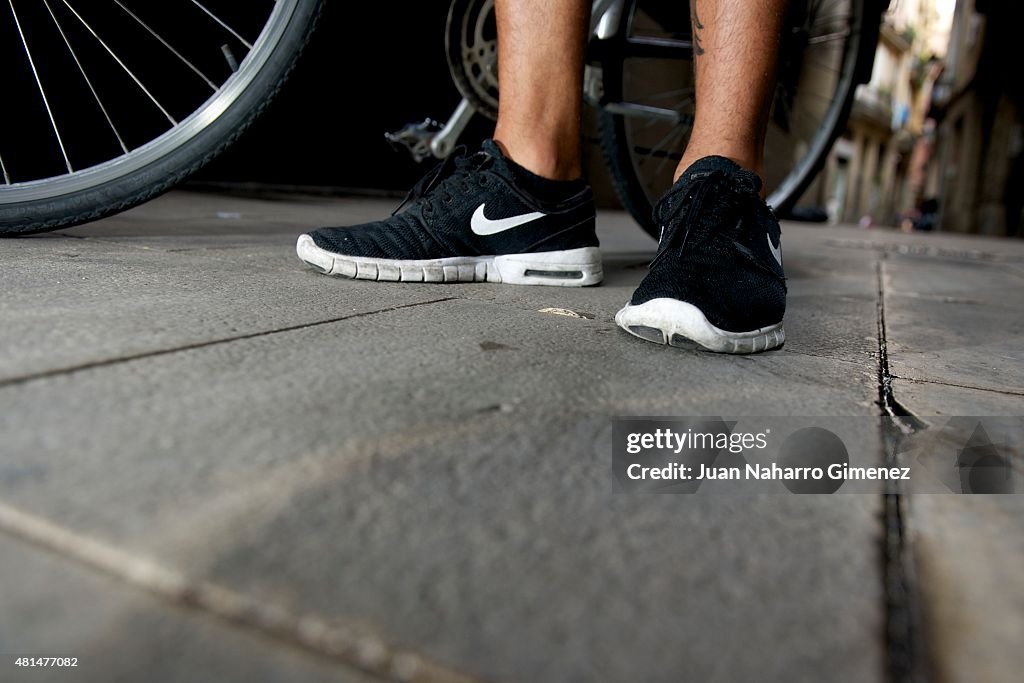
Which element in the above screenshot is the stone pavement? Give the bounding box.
[0,191,1021,683]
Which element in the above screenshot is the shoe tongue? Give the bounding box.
[655,156,761,226]
[479,139,514,177]
[677,155,743,185]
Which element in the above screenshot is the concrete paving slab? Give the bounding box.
[907,495,1024,683]
[0,534,374,683]
[887,377,1024,683]
[0,232,450,383]
[0,293,885,682]
[877,233,1024,683]
[0,293,884,525]
[3,193,656,384]
[3,192,950,682]
[3,194,884,386]
[882,256,1024,395]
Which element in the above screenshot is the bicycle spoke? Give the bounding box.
[42,0,129,154]
[1,155,10,185]
[9,0,74,173]
[622,36,693,60]
[637,123,687,172]
[603,101,688,124]
[113,1,218,91]
[189,0,253,50]
[653,128,686,177]
[61,0,177,126]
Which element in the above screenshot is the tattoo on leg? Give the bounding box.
[691,3,705,56]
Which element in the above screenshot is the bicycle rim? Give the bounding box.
[597,0,867,236]
[0,0,313,226]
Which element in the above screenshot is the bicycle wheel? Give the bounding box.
[0,0,322,235]
[597,0,871,237]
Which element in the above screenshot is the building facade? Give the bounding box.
[928,0,1024,236]
[808,0,954,227]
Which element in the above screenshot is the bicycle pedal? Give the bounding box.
[385,119,443,163]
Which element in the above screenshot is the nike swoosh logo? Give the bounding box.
[767,232,783,266]
[471,204,545,236]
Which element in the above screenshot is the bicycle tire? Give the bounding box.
[597,0,874,237]
[0,0,323,236]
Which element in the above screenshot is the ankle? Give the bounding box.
[676,154,763,180]
[675,144,764,193]
[492,136,582,181]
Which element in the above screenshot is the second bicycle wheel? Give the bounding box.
[596,0,871,237]
[0,0,322,235]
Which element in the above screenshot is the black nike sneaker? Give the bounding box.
[297,140,602,286]
[615,156,786,354]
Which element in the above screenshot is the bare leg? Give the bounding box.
[493,0,590,181]
[676,0,788,185]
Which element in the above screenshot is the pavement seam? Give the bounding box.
[0,501,483,683]
[876,257,929,683]
[0,298,458,389]
[876,261,923,427]
[888,374,1024,398]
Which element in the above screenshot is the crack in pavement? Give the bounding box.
[876,260,925,427]
[0,501,481,683]
[876,257,928,683]
[0,298,458,389]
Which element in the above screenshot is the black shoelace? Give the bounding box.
[649,169,759,269]
[391,146,491,218]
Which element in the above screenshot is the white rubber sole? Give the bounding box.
[615,298,785,354]
[296,235,602,287]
